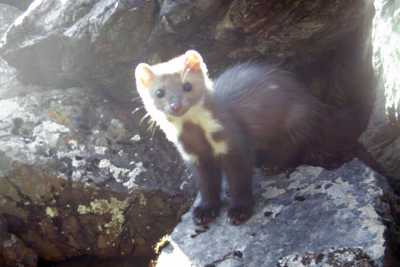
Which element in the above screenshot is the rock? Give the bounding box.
[0,0,376,107]
[0,87,193,263]
[0,1,33,11]
[361,0,400,185]
[0,0,156,102]
[156,160,391,267]
[0,56,48,99]
[0,3,46,100]
[211,0,369,61]
[0,233,38,267]
[0,217,38,267]
[277,248,376,267]
[0,4,21,36]
[0,3,20,88]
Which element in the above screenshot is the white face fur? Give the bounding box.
[134,50,228,161]
[134,50,213,119]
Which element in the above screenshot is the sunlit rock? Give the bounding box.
[157,161,390,267]
[361,0,400,184]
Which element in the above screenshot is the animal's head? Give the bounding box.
[134,50,212,117]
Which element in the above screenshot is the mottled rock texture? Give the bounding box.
[156,160,390,267]
[0,87,192,265]
[0,6,192,266]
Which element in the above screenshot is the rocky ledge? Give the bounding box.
[157,160,391,267]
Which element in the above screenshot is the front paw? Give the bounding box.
[193,205,219,226]
[228,205,253,225]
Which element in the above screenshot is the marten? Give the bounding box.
[134,50,366,225]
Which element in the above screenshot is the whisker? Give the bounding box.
[139,113,151,125]
[131,106,144,116]
[151,121,158,139]
[146,121,154,132]
[131,96,142,102]
[146,118,155,130]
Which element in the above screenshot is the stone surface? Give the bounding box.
[0,87,193,265]
[0,56,47,99]
[0,1,32,11]
[277,248,376,267]
[156,160,390,267]
[361,0,400,184]
[0,233,37,267]
[0,0,156,101]
[0,4,21,36]
[0,4,19,97]
[0,3,45,100]
[0,0,375,106]
[0,216,37,267]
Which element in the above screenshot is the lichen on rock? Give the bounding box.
[45,207,59,218]
[77,197,128,238]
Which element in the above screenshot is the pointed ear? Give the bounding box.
[183,50,204,72]
[135,63,155,89]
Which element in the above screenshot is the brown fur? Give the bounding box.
[135,51,363,225]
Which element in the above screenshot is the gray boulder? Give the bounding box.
[0,87,193,265]
[156,160,390,267]
[0,0,156,101]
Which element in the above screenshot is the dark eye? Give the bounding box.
[155,88,165,98]
[182,82,192,92]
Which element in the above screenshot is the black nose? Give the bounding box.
[170,102,182,113]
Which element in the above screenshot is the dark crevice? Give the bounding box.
[37,255,151,267]
[381,193,400,267]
